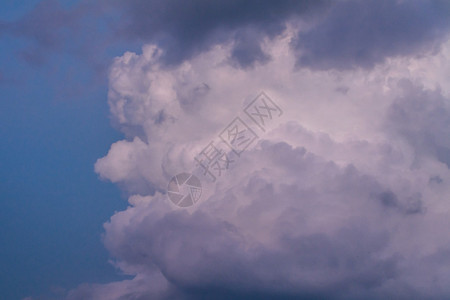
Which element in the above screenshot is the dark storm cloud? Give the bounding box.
[229,28,271,68]
[117,0,450,69]
[5,0,450,70]
[294,0,450,70]
[115,0,330,67]
[2,0,330,69]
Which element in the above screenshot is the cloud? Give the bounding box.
[386,79,450,167]
[293,0,450,70]
[1,0,329,69]
[5,0,450,72]
[115,0,330,67]
[1,0,123,74]
[116,0,450,70]
[64,24,450,299]
[2,0,87,66]
[4,1,449,298]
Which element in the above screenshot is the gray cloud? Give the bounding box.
[294,0,450,70]
[116,0,450,70]
[115,0,330,67]
[1,0,122,74]
[386,80,450,168]
[2,0,328,69]
[4,0,450,71]
[2,0,86,65]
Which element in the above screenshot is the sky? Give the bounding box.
[1,1,450,299]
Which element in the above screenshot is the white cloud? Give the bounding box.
[72,28,450,299]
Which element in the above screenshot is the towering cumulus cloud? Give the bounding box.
[69,1,450,299]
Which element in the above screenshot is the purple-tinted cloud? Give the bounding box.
[65,28,450,299]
